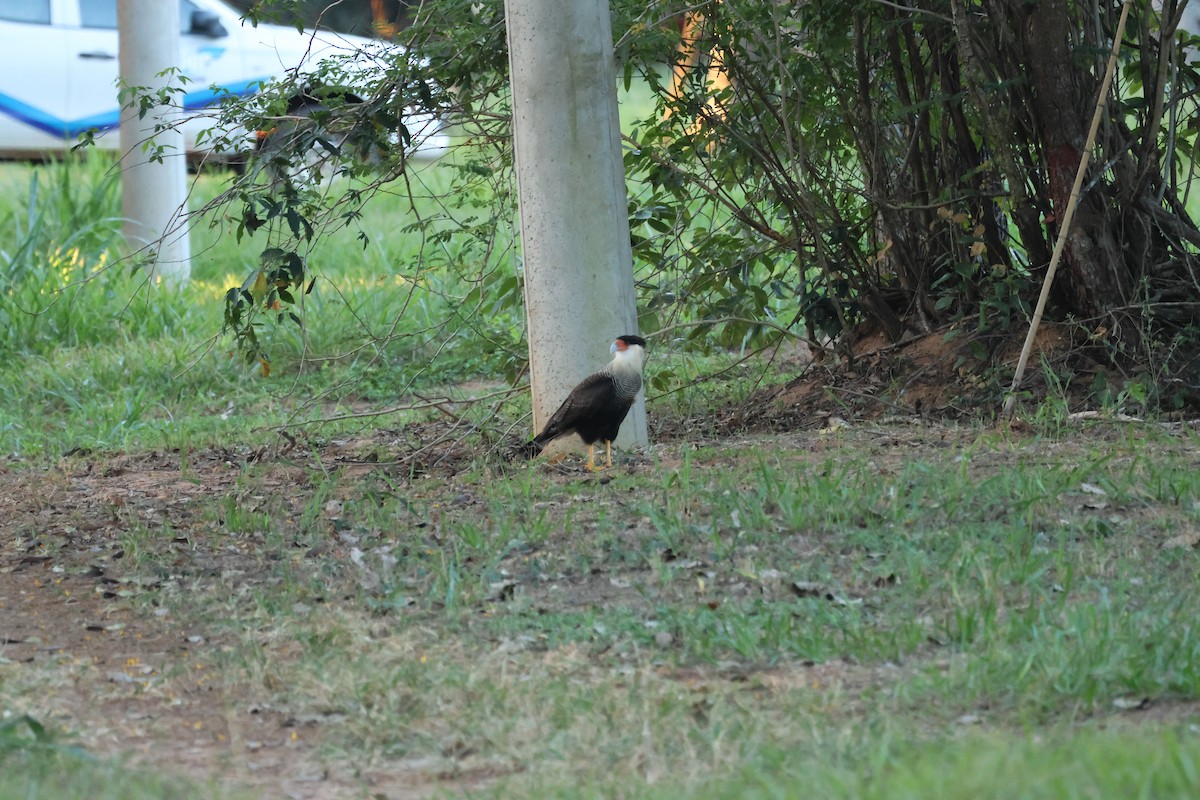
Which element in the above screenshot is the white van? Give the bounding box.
[0,0,447,164]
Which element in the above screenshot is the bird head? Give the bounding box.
[611,334,647,352]
[610,334,647,368]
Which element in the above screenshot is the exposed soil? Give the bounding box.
[1,449,329,798]
[0,433,915,798]
[0,327,1190,797]
[698,322,1085,435]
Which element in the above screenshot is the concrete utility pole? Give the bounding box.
[505,0,648,453]
[118,0,191,286]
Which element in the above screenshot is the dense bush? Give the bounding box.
[150,1,1200,404]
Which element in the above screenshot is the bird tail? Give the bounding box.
[506,436,544,462]
[525,421,563,456]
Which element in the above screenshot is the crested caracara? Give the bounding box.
[526,334,647,470]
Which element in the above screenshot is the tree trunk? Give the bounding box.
[118,0,191,286]
[505,0,648,453]
[1022,0,1131,325]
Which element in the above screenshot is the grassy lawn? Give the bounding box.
[1,146,1200,798]
[2,418,1199,798]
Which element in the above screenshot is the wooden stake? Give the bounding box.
[1002,0,1133,418]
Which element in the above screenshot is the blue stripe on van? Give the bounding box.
[0,78,266,139]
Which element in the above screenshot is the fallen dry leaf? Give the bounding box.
[1163,531,1200,550]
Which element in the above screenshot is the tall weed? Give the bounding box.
[0,158,191,356]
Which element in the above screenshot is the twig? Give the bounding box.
[645,345,806,402]
[866,0,953,23]
[612,1,719,52]
[822,384,914,416]
[1003,0,1133,417]
[650,316,827,351]
[621,132,792,246]
[270,385,525,428]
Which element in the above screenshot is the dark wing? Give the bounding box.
[530,372,618,449]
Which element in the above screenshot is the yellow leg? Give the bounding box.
[605,440,614,469]
[586,443,599,471]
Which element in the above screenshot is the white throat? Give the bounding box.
[610,344,645,373]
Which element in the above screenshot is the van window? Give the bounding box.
[79,0,118,29]
[0,0,51,24]
[80,0,198,32]
[181,1,200,31]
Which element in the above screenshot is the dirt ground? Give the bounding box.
[0,448,343,798]
[0,429,921,799]
[0,326,1188,797]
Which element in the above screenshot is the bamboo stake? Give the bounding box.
[1002,0,1133,418]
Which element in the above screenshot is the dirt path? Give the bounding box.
[0,448,452,798]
